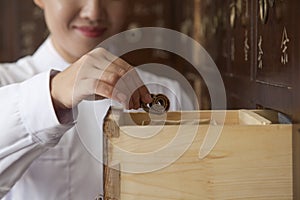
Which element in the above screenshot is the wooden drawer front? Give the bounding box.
[103,109,292,200]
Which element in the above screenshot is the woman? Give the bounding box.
[0,0,195,199]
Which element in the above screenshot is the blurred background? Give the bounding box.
[0,0,299,116]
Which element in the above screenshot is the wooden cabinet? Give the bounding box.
[253,0,294,115]
[195,0,296,115]
[223,0,255,109]
[195,0,299,198]
[255,0,292,87]
[0,0,47,62]
[121,0,174,66]
[204,0,297,116]
[291,0,300,196]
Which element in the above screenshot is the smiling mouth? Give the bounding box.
[76,26,107,38]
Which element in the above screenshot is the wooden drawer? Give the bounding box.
[103,108,292,200]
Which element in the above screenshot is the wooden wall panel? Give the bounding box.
[195,0,299,197]
[0,1,18,62]
[0,0,47,62]
[291,0,300,197]
[253,0,294,116]
[255,0,293,87]
[224,0,256,109]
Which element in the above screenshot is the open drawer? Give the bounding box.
[103,108,292,200]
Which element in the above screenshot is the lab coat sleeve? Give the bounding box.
[0,70,75,198]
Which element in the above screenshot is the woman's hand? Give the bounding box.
[50,47,152,111]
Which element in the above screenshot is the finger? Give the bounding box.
[89,48,133,72]
[80,67,122,87]
[115,76,148,110]
[121,69,152,104]
[85,48,152,108]
[131,74,152,103]
[129,89,142,109]
[113,76,136,109]
[79,64,137,109]
[77,79,127,104]
[96,81,130,105]
[94,59,128,77]
[80,55,128,78]
[78,56,132,86]
[100,48,133,71]
[80,69,135,109]
[138,85,153,103]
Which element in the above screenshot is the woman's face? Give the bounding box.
[34,0,129,62]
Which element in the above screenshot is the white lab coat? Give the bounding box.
[0,38,196,200]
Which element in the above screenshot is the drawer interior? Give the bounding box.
[111,108,283,126]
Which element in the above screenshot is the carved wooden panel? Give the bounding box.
[255,0,293,88]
